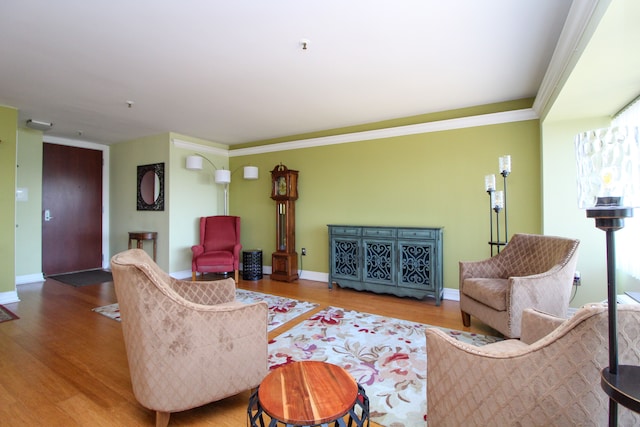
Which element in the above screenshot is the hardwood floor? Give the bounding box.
[0,275,496,426]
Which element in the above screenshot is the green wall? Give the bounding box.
[230,111,542,291]
[169,132,230,273]
[541,118,611,307]
[15,128,43,279]
[110,133,172,268]
[109,132,230,274]
[0,106,18,301]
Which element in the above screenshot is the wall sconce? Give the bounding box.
[186,154,259,215]
[484,154,511,255]
[575,125,640,425]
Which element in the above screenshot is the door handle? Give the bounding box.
[44,209,54,221]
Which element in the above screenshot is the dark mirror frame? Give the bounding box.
[137,162,165,211]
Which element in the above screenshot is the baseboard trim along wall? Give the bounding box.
[16,273,45,285]
[0,290,20,304]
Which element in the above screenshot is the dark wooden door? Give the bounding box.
[42,143,103,275]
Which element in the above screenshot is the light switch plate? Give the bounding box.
[16,187,28,201]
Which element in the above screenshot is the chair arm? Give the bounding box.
[459,258,506,294]
[519,308,566,345]
[233,243,242,258]
[191,245,204,257]
[233,243,242,269]
[169,277,236,305]
[126,300,269,412]
[426,327,535,424]
[425,321,602,426]
[506,263,574,337]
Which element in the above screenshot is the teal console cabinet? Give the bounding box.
[328,225,444,305]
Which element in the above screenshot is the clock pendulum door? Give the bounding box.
[270,164,299,282]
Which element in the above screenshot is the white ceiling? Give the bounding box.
[0,0,575,145]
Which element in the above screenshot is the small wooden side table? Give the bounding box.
[128,231,158,262]
[247,361,369,426]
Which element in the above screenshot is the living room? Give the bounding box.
[3,1,639,309]
[1,1,640,424]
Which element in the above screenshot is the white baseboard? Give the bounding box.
[170,270,192,280]
[0,290,20,304]
[443,288,460,302]
[298,270,328,282]
[15,273,45,285]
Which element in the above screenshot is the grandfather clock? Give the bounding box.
[270,164,299,282]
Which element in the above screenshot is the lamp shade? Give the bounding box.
[575,126,640,209]
[243,166,259,180]
[214,169,231,184]
[186,155,203,170]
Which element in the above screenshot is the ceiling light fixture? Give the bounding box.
[25,119,53,131]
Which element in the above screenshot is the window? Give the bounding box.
[612,96,640,279]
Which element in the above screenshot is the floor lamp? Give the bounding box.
[575,125,640,426]
[186,154,259,215]
[485,154,511,256]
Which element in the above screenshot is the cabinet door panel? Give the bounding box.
[332,238,361,281]
[398,241,435,290]
[363,239,395,285]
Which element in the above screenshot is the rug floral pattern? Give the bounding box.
[92,289,318,332]
[235,289,319,331]
[268,306,502,427]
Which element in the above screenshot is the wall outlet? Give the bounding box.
[301,248,307,256]
[573,271,581,286]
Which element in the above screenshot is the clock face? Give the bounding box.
[277,176,287,195]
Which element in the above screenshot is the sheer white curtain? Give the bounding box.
[612,96,640,279]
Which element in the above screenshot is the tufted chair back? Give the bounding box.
[111,249,268,427]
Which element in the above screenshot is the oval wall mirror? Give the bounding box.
[137,162,164,211]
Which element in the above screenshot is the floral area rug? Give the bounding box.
[268,306,502,427]
[92,289,318,332]
[0,304,19,323]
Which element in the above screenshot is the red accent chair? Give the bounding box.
[191,216,241,283]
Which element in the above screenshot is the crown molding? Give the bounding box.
[533,0,610,120]
[171,138,229,157]
[230,108,538,157]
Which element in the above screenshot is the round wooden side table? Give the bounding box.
[247,361,369,427]
[128,231,157,262]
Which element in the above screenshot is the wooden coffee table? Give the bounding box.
[248,361,369,426]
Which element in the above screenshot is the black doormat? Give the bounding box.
[48,269,113,287]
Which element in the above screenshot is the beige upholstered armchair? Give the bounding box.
[111,249,268,427]
[460,233,579,338]
[426,303,640,426]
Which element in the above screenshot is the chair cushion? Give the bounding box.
[196,250,234,268]
[462,278,508,311]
